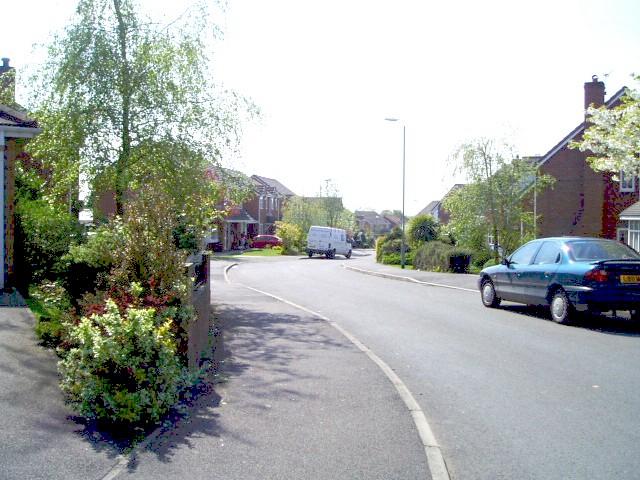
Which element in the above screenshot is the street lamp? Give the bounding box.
[385,117,406,269]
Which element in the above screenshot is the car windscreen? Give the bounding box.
[565,240,640,262]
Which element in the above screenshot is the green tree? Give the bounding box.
[283,196,325,234]
[283,193,356,235]
[319,179,344,228]
[407,214,438,248]
[571,77,640,175]
[447,140,553,259]
[28,0,256,229]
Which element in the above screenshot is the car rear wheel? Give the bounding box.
[550,289,573,324]
[481,279,501,308]
[307,251,313,258]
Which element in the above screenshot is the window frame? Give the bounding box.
[508,241,542,266]
[620,170,635,193]
[532,241,562,265]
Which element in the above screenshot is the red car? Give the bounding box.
[251,235,283,249]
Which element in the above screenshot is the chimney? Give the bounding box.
[584,74,605,111]
[0,57,16,104]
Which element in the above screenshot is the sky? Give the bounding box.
[2,0,640,215]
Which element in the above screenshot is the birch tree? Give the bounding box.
[28,0,256,230]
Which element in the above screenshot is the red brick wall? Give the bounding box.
[602,171,639,238]
[538,144,639,239]
[538,144,596,237]
[4,139,19,286]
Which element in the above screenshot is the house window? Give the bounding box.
[259,196,264,209]
[620,170,635,193]
[627,220,640,252]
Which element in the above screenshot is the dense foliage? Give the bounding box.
[572,77,640,175]
[275,221,304,255]
[407,214,439,247]
[446,140,553,259]
[15,198,83,288]
[375,227,412,265]
[59,299,186,425]
[413,242,472,273]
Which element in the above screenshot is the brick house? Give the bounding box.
[244,175,296,235]
[207,169,295,249]
[355,210,393,236]
[417,200,440,221]
[0,58,41,289]
[532,76,634,240]
[416,184,465,225]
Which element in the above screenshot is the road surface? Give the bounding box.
[225,252,640,479]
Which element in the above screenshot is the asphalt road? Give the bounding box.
[226,253,640,480]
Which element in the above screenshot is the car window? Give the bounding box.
[509,241,540,265]
[533,242,561,265]
[566,240,640,261]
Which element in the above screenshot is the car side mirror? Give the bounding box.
[501,257,510,266]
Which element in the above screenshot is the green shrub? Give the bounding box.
[382,252,414,266]
[14,198,82,289]
[413,241,453,271]
[414,242,473,273]
[67,222,125,269]
[62,222,126,301]
[275,221,304,255]
[381,252,401,265]
[483,258,498,269]
[58,299,186,426]
[407,214,438,248]
[28,281,74,348]
[376,231,410,263]
[471,248,493,269]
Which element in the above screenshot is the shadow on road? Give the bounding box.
[499,304,640,336]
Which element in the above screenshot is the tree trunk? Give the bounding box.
[114,0,131,216]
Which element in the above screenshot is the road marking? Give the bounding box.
[343,264,477,293]
[224,263,451,480]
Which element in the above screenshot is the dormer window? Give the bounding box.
[620,170,635,193]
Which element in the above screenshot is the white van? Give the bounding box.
[306,226,352,259]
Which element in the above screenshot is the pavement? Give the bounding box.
[343,249,479,292]
[2,259,440,479]
[0,307,123,480]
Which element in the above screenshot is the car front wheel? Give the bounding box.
[550,289,573,324]
[481,279,501,308]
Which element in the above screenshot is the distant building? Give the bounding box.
[355,210,393,235]
[416,184,465,225]
[416,200,441,221]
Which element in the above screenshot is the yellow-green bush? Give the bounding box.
[58,300,187,426]
[275,221,304,255]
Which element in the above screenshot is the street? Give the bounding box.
[225,252,640,479]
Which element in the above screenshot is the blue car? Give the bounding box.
[479,237,640,324]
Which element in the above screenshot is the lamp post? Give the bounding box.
[385,118,406,269]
